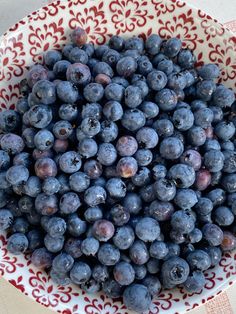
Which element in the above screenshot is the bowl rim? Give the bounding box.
[0,0,236,314]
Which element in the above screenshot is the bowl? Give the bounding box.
[0,0,236,313]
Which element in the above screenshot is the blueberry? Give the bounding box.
[161,257,189,288]
[122,192,142,215]
[24,176,41,197]
[116,136,138,157]
[214,206,234,226]
[183,271,205,293]
[171,210,195,234]
[172,108,194,131]
[6,165,29,186]
[103,100,123,121]
[44,50,62,68]
[31,247,53,268]
[0,110,21,132]
[66,63,91,85]
[7,233,29,255]
[168,164,195,188]
[12,217,29,233]
[113,226,135,250]
[174,189,198,209]
[194,197,213,215]
[180,149,202,171]
[92,219,115,241]
[70,262,91,284]
[215,121,235,141]
[59,151,81,174]
[35,157,57,179]
[84,206,103,223]
[113,261,135,286]
[163,37,182,58]
[177,49,196,69]
[1,133,25,155]
[204,247,222,266]
[106,178,126,198]
[223,150,236,173]
[32,79,56,105]
[0,209,13,230]
[137,56,153,75]
[125,37,144,53]
[0,150,10,170]
[99,120,118,142]
[153,119,174,138]
[187,250,211,271]
[123,284,151,312]
[64,238,82,258]
[139,101,159,119]
[93,61,114,77]
[52,253,74,273]
[149,200,174,221]
[28,105,52,129]
[98,243,120,266]
[187,126,206,146]
[167,72,187,90]
[159,136,184,160]
[35,193,58,216]
[124,85,142,108]
[81,237,100,256]
[134,149,153,167]
[221,231,236,251]
[27,64,49,88]
[68,172,90,193]
[84,186,106,206]
[202,223,223,246]
[102,49,120,67]
[84,159,103,179]
[13,152,32,168]
[69,47,88,64]
[81,103,102,120]
[131,167,151,187]
[207,188,226,206]
[34,129,54,151]
[222,174,236,193]
[121,109,146,132]
[150,241,169,259]
[213,85,235,108]
[135,217,160,242]
[147,70,167,91]
[95,73,111,86]
[50,269,71,286]
[109,35,124,51]
[70,27,87,46]
[116,56,137,77]
[157,59,174,75]
[129,240,149,265]
[67,213,86,237]
[133,265,147,280]
[194,108,214,129]
[97,143,117,166]
[154,178,176,202]
[59,192,81,214]
[195,80,216,101]
[116,157,138,178]
[102,279,122,298]
[112,76,129,88]
[53,60,71,79]
[136,127,158,149]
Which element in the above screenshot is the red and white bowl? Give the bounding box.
[0,0,236,313]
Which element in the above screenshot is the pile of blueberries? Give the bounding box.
[0,26,236,312]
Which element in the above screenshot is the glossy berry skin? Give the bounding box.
[71,27,87,46]
[116,136,138,157]
[81,237,100,256]
[116,157,138,178]
[180,149,202,171]
[103,101,123,121]
[35,193,58,216]
[97,143,117,166]
[155,88,177,111]
[121,109,146,132]
[70,262,91,285]
[194,197,213,216]
[214,206,234,226]
[160,137,184,160]
[92,219,115,242]
[34,129,54,151]
[134,149,153,167]
[66,63,91,85]
[149,200,174,221]
[129,240,149,265]
[202,223,224,246]
[64,238,82,259]
[220,231,236,252]
[214,121,235,141]
[163,37,182,58]
[161,257,189,288]
[116,56,137,77]
[212,85,235,108]
[123,284,151,313]
[123,193,142,215]
[204,150,224,172]
[154,178,176,202]
[132,167,151,187]
[174,189,198,209]
[187,250,211,271]
[24,176,42,197]
[31,247,53,269]
[135,217,160,242]
[113,226,135,250]
[35,158,57,179]
[113,261,135,286]
[172,108,194,131]
[99,120,118,142]
[6,165,29,186]
[84,186,106,206]
[168,164,195,188]
[0,209,13,230]
[150,241,169,259]
[7,233,29,255]
[171,210,195,234]
[98,244,120,266]
[106,178,126,198]
[84,160,103,179]
[195,169,212,191]
[52,253,74,273]
[1,133,25,155]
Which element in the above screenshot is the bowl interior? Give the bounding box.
[0,0,236,313]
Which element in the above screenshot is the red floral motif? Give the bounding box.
[84,294,127,314]
[28,2,66,22]
[109,0,154,34]
[151,0,185,17]
[9,276,25,293]
[68,2,109,44]
[0,33,25,81]
[68,0,87,7]
[0,84,20,111]
[157,9,204,50]
[28,19,66,62]
[58,304,79,314]
[198,10,225,41]
[208,38,236,86]
[224,20,236,33]
[28,268,75,307]
[5,20,26,35]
